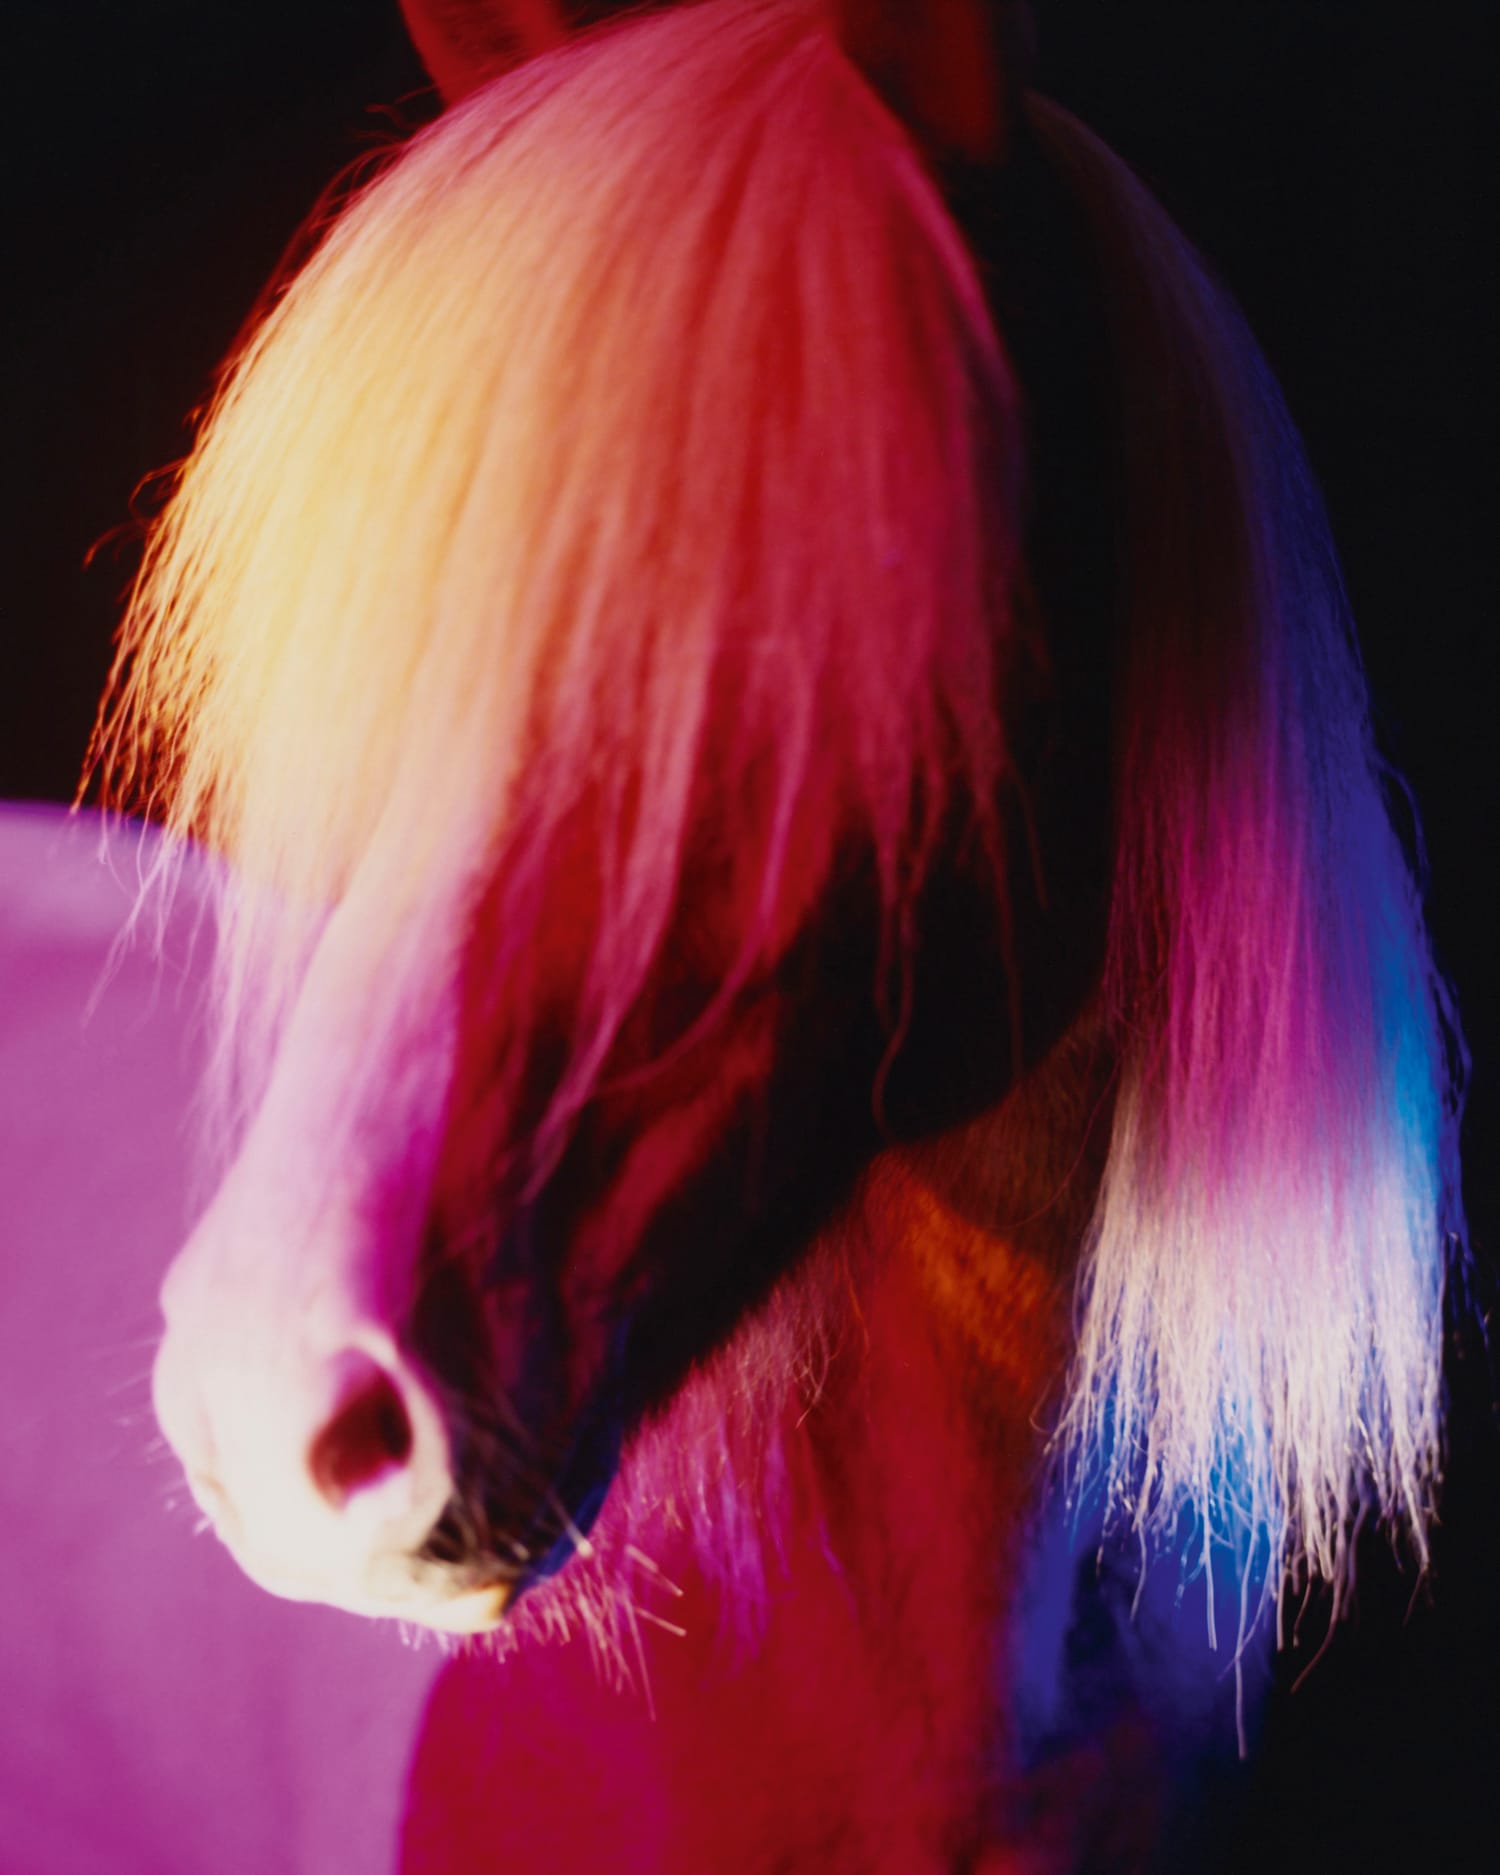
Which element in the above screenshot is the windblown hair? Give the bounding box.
[96,0,1017,1147]
[93,0,1461,1628]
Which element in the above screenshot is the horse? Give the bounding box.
[87,1,1464,1865]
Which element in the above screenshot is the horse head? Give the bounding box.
[98,0,1459,1744]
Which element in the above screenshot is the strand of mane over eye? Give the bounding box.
[91,1,1020,1168]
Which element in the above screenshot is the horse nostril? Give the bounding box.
[307,1355,415,1509]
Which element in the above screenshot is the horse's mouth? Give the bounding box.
[186,1481,520,1631]
[412,1394,623,1611]
[405,1576,515,1633]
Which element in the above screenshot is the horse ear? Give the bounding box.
[832,0,1035,163]
[397,0,567,105]
[401,2,1036,152]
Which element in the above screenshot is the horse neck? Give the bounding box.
[683,1010,1124,1852]
[694,997,1113,1624]
[774,1003,1267,1856]
[793,1145,1079,1717]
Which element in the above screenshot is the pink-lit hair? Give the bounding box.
[93,0,1460,1634]
[98,0,1017,1161]
[1030,97,1462,1625]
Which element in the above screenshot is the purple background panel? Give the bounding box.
[0,806,439,1875]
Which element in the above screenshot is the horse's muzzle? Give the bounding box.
[154,1297,522,1631]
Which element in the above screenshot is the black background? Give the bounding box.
[5,3,1495,1866]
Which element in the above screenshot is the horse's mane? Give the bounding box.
[1032,98,1463,1620]
[93,0,1462,1635]
[97,2,1018,1155]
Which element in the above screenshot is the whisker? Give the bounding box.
[619,1594,656,1723]
[623,1543,684,1597]
[542,1487,596,1564]
[631,1606,687,1640]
